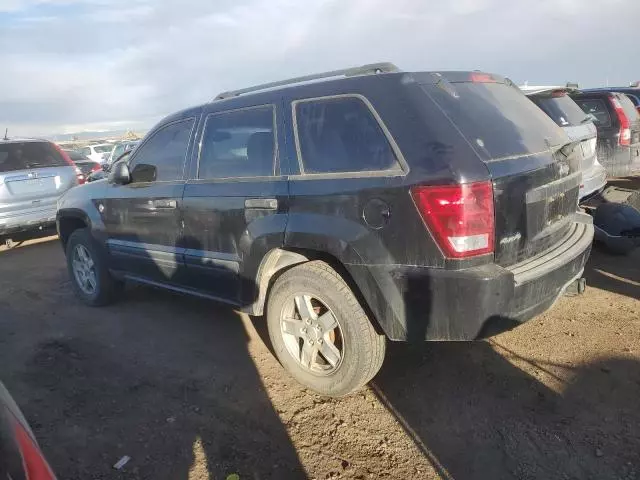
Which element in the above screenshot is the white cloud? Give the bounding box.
[0,0,639,135]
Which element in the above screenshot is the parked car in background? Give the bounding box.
[520,86,607,199]
[57,64,593,396]
[0,380,55,479]
[64,150,102,182]
[570,90,640,177]
[1,138,78,241]
[579,87,640,115]
[78,143,113,163]
[104,141,139,168]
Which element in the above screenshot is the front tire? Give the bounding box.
[66,228,122,306]
[266,261,385,397]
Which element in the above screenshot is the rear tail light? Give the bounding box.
[470,73,496,83]
[411,181,495,258]
[75,167,86,185]
[91,163,102,173]
[610,97,631,146]
[13,421,56,480]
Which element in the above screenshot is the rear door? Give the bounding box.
[0,141,76,220]
[102,117,196,283]
[422,77,581,267]
[181,103,288,305]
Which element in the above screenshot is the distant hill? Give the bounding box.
[50,130,145,142]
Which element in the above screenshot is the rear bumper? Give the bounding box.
[0,206,57,238]
[579,162,607,200]
[599,143,640,177]
[348,214,594,341]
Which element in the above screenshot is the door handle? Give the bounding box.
[244,198,278,210]
[152,199,177,209]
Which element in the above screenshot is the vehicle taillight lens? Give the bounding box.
[470,73,496,83]
[75,167,86,185]
[13,421,56,480]
[610,97,631,146]
[411,182,495,258]
[91,163,102,173]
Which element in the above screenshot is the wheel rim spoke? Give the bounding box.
[317,311,338,331]
[294,295,316,321]
[319,339,341,367]
[282,318,303,337]
[300,341,318,369]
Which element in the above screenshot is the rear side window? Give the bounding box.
[198,106,275,179]
[0,142,67,173]
[573,98,612,127]
[528,93,587,127]
[294,96,401,174]
[423,82,567,161]
[130,118,195,183]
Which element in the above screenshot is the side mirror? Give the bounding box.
[108,160,131,185]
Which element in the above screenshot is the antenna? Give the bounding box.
[3,128,8,140]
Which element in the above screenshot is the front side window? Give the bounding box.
[198,106,276,179]
[129,118,195,183]
[294,96,400,174]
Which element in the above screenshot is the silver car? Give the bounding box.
[0,139,77,240]
[521,85,607,200]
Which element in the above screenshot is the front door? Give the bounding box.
[181,104,288,306]
[102,117,197,284]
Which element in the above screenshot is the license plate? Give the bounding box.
[8,177,54,195]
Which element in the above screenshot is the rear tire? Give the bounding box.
[266,261,385,397]
[66,228,122,306]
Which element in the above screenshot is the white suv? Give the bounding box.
[78,143,113,163]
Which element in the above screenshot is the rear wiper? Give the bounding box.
[580,114,596,124]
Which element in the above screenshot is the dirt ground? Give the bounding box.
[0,202,639,479]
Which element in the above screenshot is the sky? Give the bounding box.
[0,0,638,136]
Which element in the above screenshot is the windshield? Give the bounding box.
[423,81,567,160]
[529,93,587,127]
[0,142,68,172]
[94,144,113,153]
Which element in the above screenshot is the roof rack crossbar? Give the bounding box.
[213,62,400,101]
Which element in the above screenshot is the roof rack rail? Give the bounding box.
[213,62,400,101]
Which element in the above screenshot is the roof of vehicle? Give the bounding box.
[571,89,623,98]
[0,137,50,144]
[518,85,576,96]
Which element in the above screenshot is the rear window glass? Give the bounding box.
[573,98,612,127]
[528,94,587,127]
[0,142,67,173]
[423,82,567,160]
[294,96,400,174]
[65,150,88,161]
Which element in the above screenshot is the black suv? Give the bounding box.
[57,63,594,396]
[571,89,640,177]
